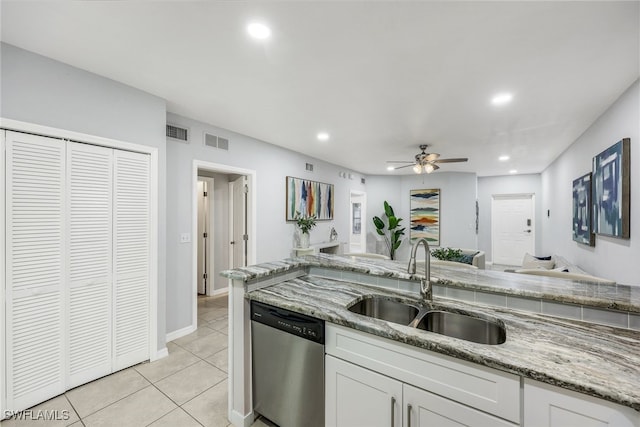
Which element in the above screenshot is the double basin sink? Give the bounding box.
[347,296,506,345]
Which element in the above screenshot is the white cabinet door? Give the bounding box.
[524,379,639,427]
[113,150,150,370]
[326,355,402,427]
[5,131,66,411]
[66,142,113,388]
[404,384,517,427]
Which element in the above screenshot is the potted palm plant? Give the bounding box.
[294,211,317,248]
[373,201,405,260]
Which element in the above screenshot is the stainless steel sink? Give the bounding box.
[415,311,506,345]
[348,296,420,326]
[347,295,507,345]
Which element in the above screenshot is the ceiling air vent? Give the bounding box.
[204,133,229,151]
[166,124,189,142]
[305,163,314,172]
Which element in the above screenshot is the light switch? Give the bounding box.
[180,233,191,243]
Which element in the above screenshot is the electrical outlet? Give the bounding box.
[180,233,191,243]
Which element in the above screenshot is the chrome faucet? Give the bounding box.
[407,238,432,301]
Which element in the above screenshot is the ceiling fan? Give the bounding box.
[387,144,468,174]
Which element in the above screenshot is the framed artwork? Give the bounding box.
[286,176,334,221]
[592,138,630,238]
[410,188,440,246]
[572,172,595,246]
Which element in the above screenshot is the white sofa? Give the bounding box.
[510,254,615,284]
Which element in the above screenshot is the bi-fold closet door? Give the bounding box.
[5,130,150,412]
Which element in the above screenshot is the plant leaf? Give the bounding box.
[388,216,399,229]
[373,216,385,230]
[383,201,394,217]
[375,229,385,236]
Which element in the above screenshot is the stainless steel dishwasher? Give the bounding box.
[251,301,325,427]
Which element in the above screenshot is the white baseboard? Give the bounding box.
[151,347,169,361]
[228,409,254,427]
[212,287,229,297]
[166,324,197,343]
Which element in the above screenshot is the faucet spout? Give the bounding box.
[407,238,432,300]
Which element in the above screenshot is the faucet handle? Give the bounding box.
[407,259,417,274]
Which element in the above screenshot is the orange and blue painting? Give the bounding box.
[410,189,440,246]
[286,176,334,221]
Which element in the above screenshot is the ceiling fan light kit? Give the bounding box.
[388,144,468,174]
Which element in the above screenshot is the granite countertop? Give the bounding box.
[221,254,640,313]
[246,274,640,412]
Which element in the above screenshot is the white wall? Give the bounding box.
[477,174,542,262]
[541,79,639,285]
[366,172,478,260]
[165,113,367,333]
[1,43,169,348]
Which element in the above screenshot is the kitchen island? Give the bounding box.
[221,254,640,427]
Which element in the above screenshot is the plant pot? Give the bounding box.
[299,232,310,249]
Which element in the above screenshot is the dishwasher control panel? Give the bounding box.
[251,301,325,344]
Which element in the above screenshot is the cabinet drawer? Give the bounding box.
[326,324,520,423]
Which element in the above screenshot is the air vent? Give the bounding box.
[204,133,229,151]
[166,124,188,142]
[305,163,314,172]
[361,178,366,184]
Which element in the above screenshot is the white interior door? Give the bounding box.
[67,142,113,388]
[349,192,366,253]
[113,150,150,370]
[491,194,535,266]
[230,176,247,268]
[5,131,66,411]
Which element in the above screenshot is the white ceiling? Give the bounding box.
[1,1,638,176]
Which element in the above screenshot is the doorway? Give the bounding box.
[349,191,367,253]
[192,161,256,330]
[491,194,535,266]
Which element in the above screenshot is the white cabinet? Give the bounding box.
[4,131,151,412]
[327,355,517,427]
[524,379,639,427]
[404,383,515,427]
[326,355,402,427]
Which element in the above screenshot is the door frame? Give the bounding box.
[490,193,536,265]
[1,117,161,417]
[197,177,215,296]
[191,160,256,330]
[349,190,367,253]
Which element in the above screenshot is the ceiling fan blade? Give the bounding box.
[393,164,416,170]
[425,153,440,161]
[431,164,440,171]
[432,158,468,163]
[386,160,414,163]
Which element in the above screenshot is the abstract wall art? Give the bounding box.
[410,188,440,246]
[572,172,595,246]
[592,138,630,239]
[286,176,334,221]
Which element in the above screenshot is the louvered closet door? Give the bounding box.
[66,142,113,388]
[113,150,150,370]
[5,131,66,411]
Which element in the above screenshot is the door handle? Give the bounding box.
[230,241,235,245]
[390,396,396,427]
[524,230,531,233]
[407,404,412,427]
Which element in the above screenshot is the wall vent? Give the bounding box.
[166,124,189,142]
[361,178,366,184]
[204,133,229,151]
[305,163,314,172]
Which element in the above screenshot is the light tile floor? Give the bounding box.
[1,294,271,427]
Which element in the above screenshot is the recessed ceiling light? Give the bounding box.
[509,169,518,174]
[316,132,330,141]
[491,93,513,106]
[386,166,395,171]
[247,22,271,40]
[499,155,510,161]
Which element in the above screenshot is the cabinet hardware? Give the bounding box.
[391,396,396,427]
[407,404,412,427]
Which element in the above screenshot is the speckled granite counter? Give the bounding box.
[245,274,640,412]
[221,253,640,313]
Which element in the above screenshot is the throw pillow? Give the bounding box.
[522,253,555,269]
